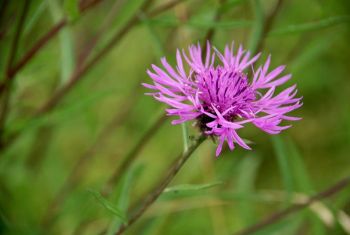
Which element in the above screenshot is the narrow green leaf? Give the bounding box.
[236,155,260,224]
[269,15,350,36]
[106,164,144,235]
[286,137,313,193]
[141,12,165,57]
[187,19,253,29]
[248,0,264,54]
[272,135,294,203]
[290,34,333,72]
[93,0,148,55]
[163,182,223,194]
[139,217,169,235]
[88,190,127,221]
[285,138,327,234]
[7,86,119,136]
[142,17,252,29]
[48,0,75,83]
[24,1,47,35]
[253,216,303,235]
[64,0,80,22]
[112,0,148,31]
[219,0,249,13]
[142,14,191,154]
[273,137,327,234]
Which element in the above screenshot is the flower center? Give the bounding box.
[195,67,256,130]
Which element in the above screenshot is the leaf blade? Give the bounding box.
[88,190,127,222]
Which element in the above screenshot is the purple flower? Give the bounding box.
[143,42,302,156]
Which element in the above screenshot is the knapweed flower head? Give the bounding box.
[143,42,302,156]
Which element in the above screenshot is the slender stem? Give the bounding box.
[0,0,104,93]
[25,125,54,168]
[79,0,103,12]
[201,0,227,53]
[40,83,143,227]
[35,0,180,116]
[256,0,283,53]
[5,1,31,74]
[115,134,206,235]
[76,0,124,66]
[40,0,185,226]
[0,0,10,40]
[233,176,350,235]
[147,0,187,18]
[6,20,67,79]
[249,0,283,54]
[0,0,31,140]
[33,0,178,115]
[0,0,185,154]
[107,4,221,232]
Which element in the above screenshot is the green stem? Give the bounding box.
[114,134,206,235]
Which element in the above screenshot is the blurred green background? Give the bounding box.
[1,0,350,234]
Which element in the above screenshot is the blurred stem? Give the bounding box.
[0,0,105,154]
[249,0,283,54]
[48,0,75,83]
[200,148,228,235]
[0,0,31,146]
[108,7,224,233]
[41,0,186,227]
[104,0,227,220]
[25,76,60,169]
[40,82,143,228]
[25,125,54,169]
[0,0,9,38]
[201,0,228,53]
[272,136,294,202]
[233,176,350,235]
[0,0,104,93]
[34,0,181,116]
[247,0,263,53]
[77,0,124,66]
[0,0,185,155]
[114,134,206,235]
[102,113,167,196]
[25,0,77,169]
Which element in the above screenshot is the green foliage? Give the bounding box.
[163,182,223,194]
[1,0,350,235]
[63,0,80,22]
[88,190,127,221]
[248,0,264,53]
[110,165,144,235]
[272,136,295,203]
[236,155,261,225]
[270,15,350,36]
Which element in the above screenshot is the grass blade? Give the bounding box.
[64,0,80,22]
[24,1,47,35]
[248,0,264,53]
[106,164,144,235]
[269,15,350,36]
[272,135,294,204]
[163,182,223,194]
[236,155,261,225]
[88,190,127,221]
[48,0,75,83]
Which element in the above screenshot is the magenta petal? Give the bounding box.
[144,41,302,157]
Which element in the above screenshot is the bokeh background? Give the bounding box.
[1,0,350,234]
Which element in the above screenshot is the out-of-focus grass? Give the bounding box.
[1,0,350,235]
